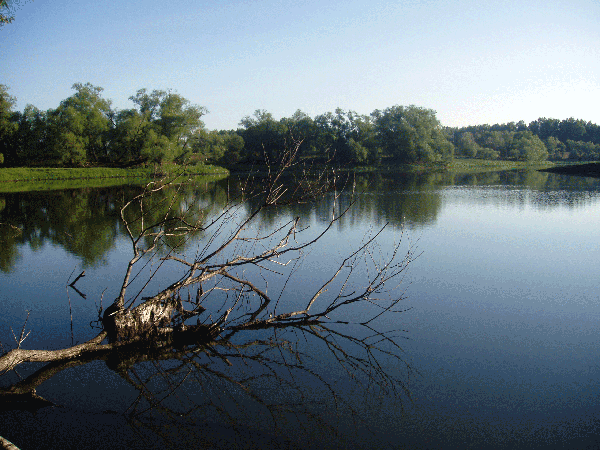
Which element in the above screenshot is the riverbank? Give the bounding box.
[343,158,558,175]
[228,158,557,177]
[445,158,556,174]
[0,164,229,192]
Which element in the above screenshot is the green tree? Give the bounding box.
[476,147,500,159]
[312,109,382,164]
[559,118,586,143]
[481,130,514,158]
[46,83,112,166]
[156,92,206,147]
[0,85,18,165]
[352,113,382,164]
[529,117,560,141]
[586,122,600,145]
[373,105,453,163]
[189,128,225,163]
[140,128,172,165]
[348,138,368,163]
[239,110,288,163]
[281,110,319,158]
[456,132,480,158]
[566,140,600,161]
[239,109,274,129]
[10,105,48,165]
[128,89,207,165]
[220,131,245,163]
[544,136,566,160]
[108,108,148,164]
[511,131,548,161]
[313,109,358,163]
[313,110,345,162]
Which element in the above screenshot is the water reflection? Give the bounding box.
[3,169,600,448]
[0,326,373,449]
[0,181,231,273]
[2,171,600,274]
[0,172,415,450]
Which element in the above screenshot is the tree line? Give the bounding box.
[1,83,599,168]
[451,118,600,162]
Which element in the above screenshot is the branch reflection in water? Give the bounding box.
[0,143,418,449]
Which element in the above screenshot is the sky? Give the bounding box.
[1,0,599,131]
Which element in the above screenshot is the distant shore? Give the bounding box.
[2,160,598,193]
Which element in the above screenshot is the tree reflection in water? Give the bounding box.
[0,150,418,449]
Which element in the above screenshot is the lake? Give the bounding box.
[1,169,600,449]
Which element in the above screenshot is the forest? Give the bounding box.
[1,82,600,169]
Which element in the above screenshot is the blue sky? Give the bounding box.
[1,0,599,130]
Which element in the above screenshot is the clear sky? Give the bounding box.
[1,0,599,130]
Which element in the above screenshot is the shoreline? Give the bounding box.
[0,165,230,193]
[0,165,228,182]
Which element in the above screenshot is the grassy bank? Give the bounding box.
[303,159,557,175]
[0,164,229,193]
[445,159,556,174]
[0,164,228,182]
[217,158,588,179]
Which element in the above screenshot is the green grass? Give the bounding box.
[446,158,556,174]
[340,159,549,175]
[229,159,557,177]
[0,164,228,182]
[0,164,229,192]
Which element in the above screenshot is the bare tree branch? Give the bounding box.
[0,139,418,444]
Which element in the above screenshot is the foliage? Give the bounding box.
[373,105,454,163]
[2,80,600,169]
[0,84,209,169]
[566,140,600,161]
[188,129,244,164]
[0,85,18,165]
[238,109,289,163]
[544,136,566,160]
[0,0,14,24]
[455,131,480,158]
[453,116,600,163]
[124,88,207,165]
[511,131,548,161]
[311,108,382,164]
[9,105,48,165]
[44,83,112,166]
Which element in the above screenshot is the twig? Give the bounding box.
[69,270,86,287]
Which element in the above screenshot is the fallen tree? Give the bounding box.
[0,141,418,448]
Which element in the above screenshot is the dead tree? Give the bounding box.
[0,141,418,447]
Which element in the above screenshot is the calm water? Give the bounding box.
[1,170,600,449]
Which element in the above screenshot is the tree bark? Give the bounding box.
[0,436,20,450]
[0,332,107,374]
